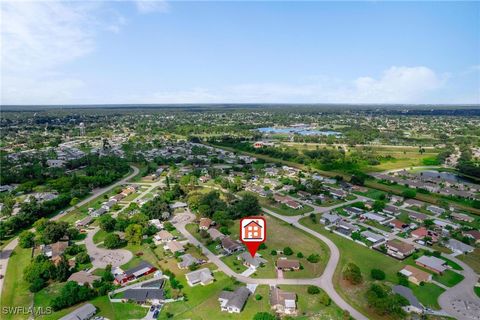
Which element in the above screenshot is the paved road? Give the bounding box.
[0,165,139,300]
[85,227,132,269]
[173,210,369,320]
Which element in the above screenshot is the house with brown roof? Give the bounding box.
[276,259,300,271]
[43,241,69,260]
[221,237,244,254]
[67,271,101,286]
[399,265,432,285]
[155,230,174,243]
[385,240,415,259]
[270,287,297,315]
[410,227,438,243]
[165,241,185,254]
[389,219,409,231]
[463,230,480,244]
[199,218,213,230]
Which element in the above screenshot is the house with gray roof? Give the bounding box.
[415,255,447,274]
[320,213,341,225]
[185,268,214,287]
[178,254,200,269]
[59,303,96,320]
[207,228,225,241]
[360,230,385,245]
[446,239,474,255]
[218,287,251,313]
[238,252,267,269]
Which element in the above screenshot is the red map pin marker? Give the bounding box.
[240,216,267,258]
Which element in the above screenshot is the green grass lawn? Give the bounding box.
[241,191,314,216]
[158,272,271,320]
[353,188,387,200]
[278,285,345,319]
[457,248,480,274]
[432,270,464,287]
[410,283,445,310]
[0,246,33,320]
[228,215,329,279]
[93,229,109,244]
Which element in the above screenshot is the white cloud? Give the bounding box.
[0,1,125,104]
[135,0,169,14]
[135,66,449,104]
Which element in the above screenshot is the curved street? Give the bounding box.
[0,165,139,300]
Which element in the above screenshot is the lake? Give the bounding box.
[257,127,341,136]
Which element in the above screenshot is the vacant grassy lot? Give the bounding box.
[227,215,329,279]
[457,248,480,274]
[0,246,33,320]
[433,270,464,287]
[258,197,314,216]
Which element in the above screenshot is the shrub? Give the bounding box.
[370,269,386,280]
[76,252,91,264]
[307,254,320,263]
[307,285,320,294]
[297,252,304,258]
[283,247,293,256]
[319,291,331,306]
[343,263,362,285]
[255,294,263,300]
[270,250,277,256]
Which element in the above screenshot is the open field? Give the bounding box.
[240,191,314,216]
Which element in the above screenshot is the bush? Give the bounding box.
[307,285,320,294]
[19,231,35,248]
[319,291,331,306]
[29,278,46,293]
[270,250,277,256]
[104,233,122,249]
[76,252,91,264]
[343,262,362,285]
[253,312,276,320]
[307,254,320,263]
[255,294,262,300]
[371,269,386,280]
[297,252,304,258]
[283,247,293,256]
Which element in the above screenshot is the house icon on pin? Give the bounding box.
[243,220,263,240]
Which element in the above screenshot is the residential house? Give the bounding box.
[114,261,157,285]
[404,199,425,208]
[426,205,446,215]
[451,212,475,223]
[238,252,267,269]
[221,237,244,254]
[207,228,225,241]
[415,256,447,274]
[276,259,300,271]
[178,254,200,269]
[320,213,341,225]
[400,265,432,285]
[411,227,439,243]
[199,218,213,230]
[59,303,96,320]
[75,215,94,228]
[67,271,100,286]
[361,212,388,223]
[270,287,297,315]
[360,231,385,245]
[155,230,174,243]
[123,279,165,304]
[389,219,409,231]
[165,240,185,254]
[185,268,214,287]
[463,230,480,244]
[446,239,474,254]
[385,240,415,259]
[336,220,359,236]
[383,205,401,216]
[344,206,364,216]
[43,241,69,260]
[285,200,302,210]
[170,201,188,210]
[218,287,251,313]
[407,211,428,223]
[46,159,66,168]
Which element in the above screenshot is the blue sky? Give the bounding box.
[1,0,479,105]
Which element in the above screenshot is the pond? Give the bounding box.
[257,127,341,136]
[416,170,470,183]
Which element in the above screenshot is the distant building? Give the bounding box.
[199,218,213,230]
[46,159,66,168]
